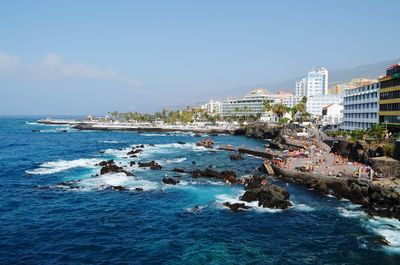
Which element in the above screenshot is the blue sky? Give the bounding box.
[0,0,399,115]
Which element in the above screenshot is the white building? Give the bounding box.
[296,78,307,97]
[296,67,329,97]
[222,89,268,117]
[201,100,222,114]
[322,103,343,127]
[221,89,295,117]
[306,94,343,117]
[341,82,380,130]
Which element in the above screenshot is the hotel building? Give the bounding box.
[221,89,294,117]
[341,82,380,130]
[379,64,400,130]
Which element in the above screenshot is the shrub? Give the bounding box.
[382,142,395,157]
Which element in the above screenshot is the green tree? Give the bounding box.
[271,103,288,119]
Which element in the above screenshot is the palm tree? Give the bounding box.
[263,100,272,112]
[369,124,385,141]
[271,103,288,120]
[108,111,119,121]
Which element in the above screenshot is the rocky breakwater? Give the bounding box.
[272,165,400,220]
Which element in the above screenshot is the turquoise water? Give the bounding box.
[1,117,400,264]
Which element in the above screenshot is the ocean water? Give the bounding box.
[1,117,400,264]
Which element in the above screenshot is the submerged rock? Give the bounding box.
[127,148,143,156]
[171,168,186,173]
[177,141,186,145]
[196,138,214,148]
[138,161,162,170]
[162,177,180,185]
[111,185,127,191]
[135,187,144,191]
[223,202,251,211]
[230,153,243,161]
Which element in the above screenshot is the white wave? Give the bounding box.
[99,140,122,144]
[337,206,366,218]
[215,193,283,213]
[26,158,101,175]
[163,157,187,164]
[364,217,400,252]
[291,202,315,212]
[142,133,169,137]
[104,147,132,158]
[185,205,206,213]
[61,173,158,192]
[25,122,39,125]
[338,204,400,252]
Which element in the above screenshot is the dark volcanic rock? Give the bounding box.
[191,168,237,183]
[138,161,162,170]
[243,175,268,190]
[230,153,243,161]
[162,177,180,185]
[112,185,127,191]
[171,168,186,173]
[97,160,133,176]
[127,148,143,156]
[177,141,186,145]
[130,161,136,166]
[135,187,144,191]
[241,123,282,139]
[240,184,292,209]
[223,202,251,211]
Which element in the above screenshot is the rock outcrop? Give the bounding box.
[223,202,251,211]
[162,177,180,185]
[230,153,243,160]
[97,160,133,176]
[191,168,237,183]
[240,123,282,139]
[127,148,143,156]
[240,182,292,210]
[171,168,186,173]
[138,161,162,170]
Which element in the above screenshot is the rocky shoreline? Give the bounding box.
[272,165,400,219]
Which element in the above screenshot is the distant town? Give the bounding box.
[44,63,400,135]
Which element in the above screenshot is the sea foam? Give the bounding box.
[26,158,101,175]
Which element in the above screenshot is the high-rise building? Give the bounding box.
[379,63,400,130]
[306,67,329,96]
[295,67,329,97]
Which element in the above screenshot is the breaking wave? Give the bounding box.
[26,158,101,175]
